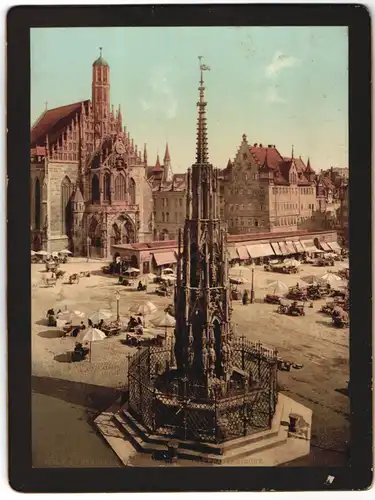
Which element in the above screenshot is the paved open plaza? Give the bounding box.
[31,258,349,467]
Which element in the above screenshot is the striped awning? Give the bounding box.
[153,251,177,266]
[271,242,283,255]
[228,248,239,261]
[293,241,305,253]
[277,242,290,256]
[328,241,341,252]
[236,246,249,260]
[246,244,265,258]
[320,241,331,252]
[261,243,275,256]
[285,241,296,254]
[301,240,319,253]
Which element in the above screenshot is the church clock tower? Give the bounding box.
[92,47,110,138]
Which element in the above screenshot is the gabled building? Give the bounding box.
[30,50,155,256]
[147,145,187,240]
[223,135,317,234]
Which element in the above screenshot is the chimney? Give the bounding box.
[259,143,263,148]
[254,143,258,147]
[268,144,272,148]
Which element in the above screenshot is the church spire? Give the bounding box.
[195,56,210,165]
[164,142,171,163]
[143,143,148,165]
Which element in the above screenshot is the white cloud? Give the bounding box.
[140,99,151,111]
[266,51,298,78]
[266,85,286,103]
[140,67,178,120]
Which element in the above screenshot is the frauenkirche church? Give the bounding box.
[30,49,155,257]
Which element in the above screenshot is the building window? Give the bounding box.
[162,212,165,222]
[61,176,73,235]
[254,219,258,227]
[91,174,100,203]
[129,178,136,204]
[175,212,178,222]
[166,212,169,222]
[103,172,111,202]
[115,174,126,200]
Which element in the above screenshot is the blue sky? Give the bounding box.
[31,27,348,172]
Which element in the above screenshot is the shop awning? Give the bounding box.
[236,246,249,260]
[328,241,342,252]
[153,251,177,266]
[301,240,319,253]
[246,244,263,258]
[228,248,239,261]
[261,243,275,256]
[285,241,296,254]
[293,241,305,253]
[270,242,283,255]
[277,242,290,256]
[320,241,331,252]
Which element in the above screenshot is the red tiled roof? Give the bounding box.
[278,160,292,180]
[30,146,47,156]
[31,100,89,148]
[249,145,284,170]
[283,156,307,173]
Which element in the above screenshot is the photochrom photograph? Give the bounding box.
[30,26,349,468]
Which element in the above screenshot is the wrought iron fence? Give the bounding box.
[127,338,278,444]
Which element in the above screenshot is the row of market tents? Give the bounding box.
[228,239,342,262]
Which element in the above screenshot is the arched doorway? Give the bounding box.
[110,222,121,247]
[123,219,135,243]
[88,217,102,258]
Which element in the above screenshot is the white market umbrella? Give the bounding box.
[301,275,321,285]
[319,273,345,288]
[36,250,49,256]
[88,309,113,324]
[162,268,174,273]
[59,249,72,255]
[31,250,36,256]
[57,310,86,323]
[283,258,301,267]
[77,327,107,362]
[264,280,289,295]
[124,267,140,274]
[51,251,59,258]
[129,301,158,326]
[230,276,249,285]
[151,312,176,339]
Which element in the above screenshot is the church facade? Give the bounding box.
[30,50,154,258]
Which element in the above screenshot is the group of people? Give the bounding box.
[127,315,144,334]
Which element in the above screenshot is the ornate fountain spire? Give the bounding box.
[195,56,210,165]
[174,58,233,386]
